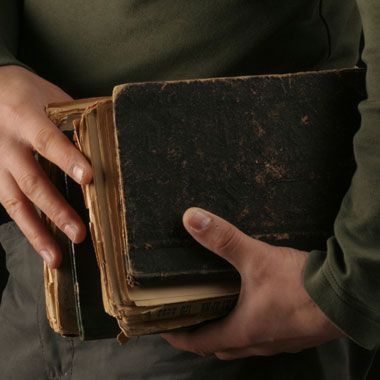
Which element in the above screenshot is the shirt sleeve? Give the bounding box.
[0,0,29,69]
[304,0,380,350]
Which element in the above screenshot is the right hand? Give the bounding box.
[0,65,93,268]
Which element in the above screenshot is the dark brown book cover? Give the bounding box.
[113,68,366,286]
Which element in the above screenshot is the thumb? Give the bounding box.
[183,207,252,270]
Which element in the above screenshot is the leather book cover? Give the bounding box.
[113,68,366,286]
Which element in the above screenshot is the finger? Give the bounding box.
[215,346,278,360]
[161,314,240,356]
[182,207,258,270]
[0,170,61,268]
[8,147,86,243]
[214,338,311,360]
[21,112,92,185]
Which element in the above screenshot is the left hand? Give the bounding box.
[161,207,344,360]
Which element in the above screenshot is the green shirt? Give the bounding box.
[0,0,378,352]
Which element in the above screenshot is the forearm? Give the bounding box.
[304,0,380,350]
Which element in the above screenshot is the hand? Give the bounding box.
[161,207,344,360]
[0,65,92,268]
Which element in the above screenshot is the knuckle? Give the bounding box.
[0,138,10,156]
[33,127,55,155]
[28,229,44,247]
[28,231,41,247]
[193,348,210,357]
[18,173,40,197]
[3,197,25,220]
[212,224,241,254]
[48,206,71,227]
[64,155,79,175]
[0,102,24,125]
[215,352,234,361]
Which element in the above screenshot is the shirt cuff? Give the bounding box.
[304,245,380,350]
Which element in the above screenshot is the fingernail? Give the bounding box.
[73,164,84,183]
[40,249,55,267]
[188,209,212,231]
[63,223,78,241]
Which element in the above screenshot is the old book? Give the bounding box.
[41,68,366,340]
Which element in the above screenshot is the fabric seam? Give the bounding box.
[67,337,75,379]
[323,260,380,325]
[36,281,53,380]
[36,280,75,380]
[318,0,332,60]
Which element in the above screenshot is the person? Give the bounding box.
[0,1,378,379]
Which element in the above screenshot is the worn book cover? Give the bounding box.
[41,68,366,340]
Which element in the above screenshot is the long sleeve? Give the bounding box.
[304,0,380,350]
[0,0,28,69]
